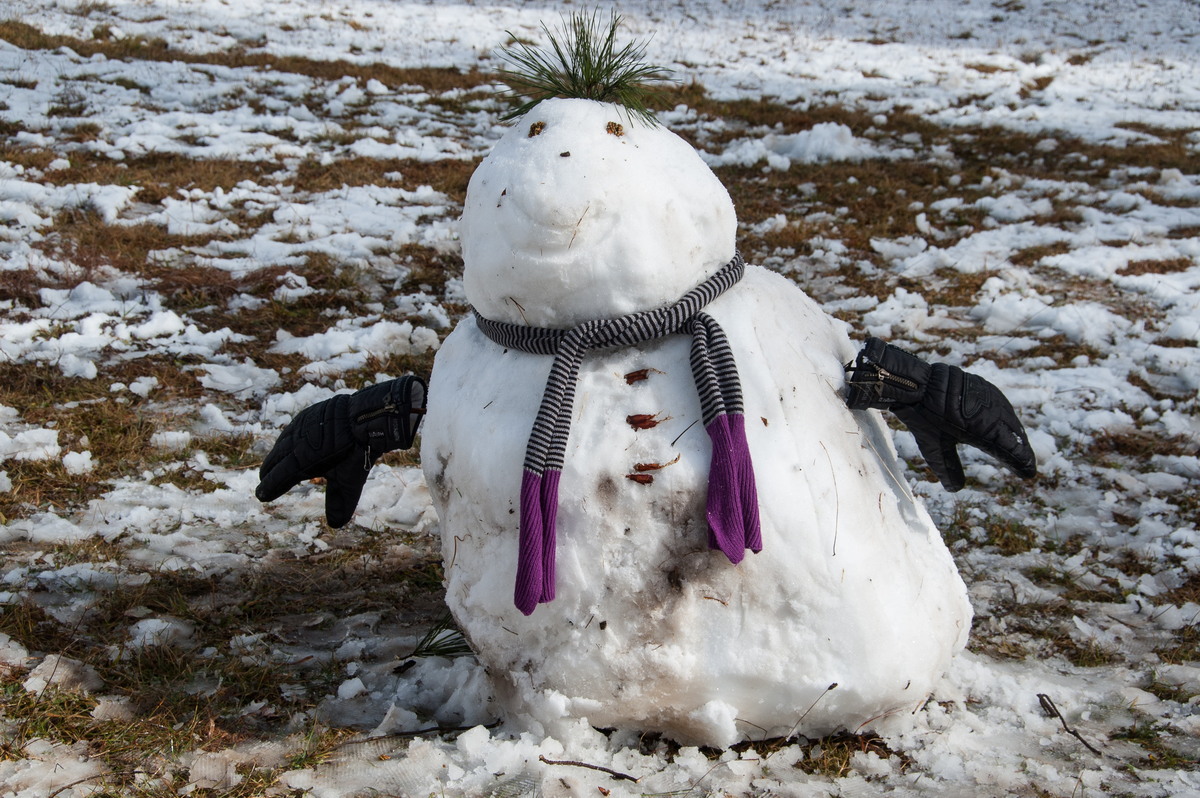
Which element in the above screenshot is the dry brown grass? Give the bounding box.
[0,369,160,521]
[1119,257,1195,276]
[291,156,479,201]
[1087,429,1198,462]
[36,210,229,275]
[966,63,1013,75]
[0,141,55,171]
[967,593,1124,667]
[0,153,287,307]
[1155,626,1200,665]
[194,256,366,337]
[0,532,447,790]
[991,337,1104,367]
[0,357,241,522]
[686,94,911,142]
[717,159,947,253]
[0,258,105,309]
[392,243,463,295]
[37,151,286,204]
[956,122,1193,180]
[144,263,244,312]
[1160,572,1200,611]
[0,20,492,94]
[1018,75,1055,99]
[1010,241,1072,267]
[1167,225,1200,240]
[1154,337,1200,348]
[0,460,104,522]
[1029,269,1163,324]
[919,267,1000,308]
[657,87,1191,317]
[1126,371,1194,403]
[0,361,114,413]
[656,85,1195,191]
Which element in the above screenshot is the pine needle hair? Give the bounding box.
[498,9,673,125]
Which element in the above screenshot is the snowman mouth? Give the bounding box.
[472,252,762,615]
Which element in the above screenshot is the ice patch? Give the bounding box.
[23,654,104,694]
[704,123,905,170]
[0,428,60,462]
[127,616,196,649]
[196,361,281,398]
[62,451,93,475]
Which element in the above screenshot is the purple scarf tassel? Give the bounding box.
[515,468,561,615]
[704,413,762,561]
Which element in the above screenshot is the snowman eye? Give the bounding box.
[528,121,546,137]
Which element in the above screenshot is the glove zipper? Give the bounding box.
[846,363,921,398]
[355,402,425,425]
[356,402,398,471]
[875,366,920,392]
[355,402,397,424]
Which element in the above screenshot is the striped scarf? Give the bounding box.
[474,252,761,615]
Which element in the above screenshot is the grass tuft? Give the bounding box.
[725,730,908,778]
[1113,722,1198,770]
[408,612,473,659]
[498,9,672,123]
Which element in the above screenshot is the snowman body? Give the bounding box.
[422,99,971,747]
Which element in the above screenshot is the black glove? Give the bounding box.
[256,376,427,527]
[844,338,1036,492]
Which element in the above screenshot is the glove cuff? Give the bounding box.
[844,337,931,410]
[348,376,427,458]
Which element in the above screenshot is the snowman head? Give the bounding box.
[461,14,736,328]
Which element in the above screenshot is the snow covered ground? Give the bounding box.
[1,0,1198,795]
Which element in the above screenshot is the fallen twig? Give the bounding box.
[1038,693,1102,756]
[765,682,839,759]
[336,721,502,749]
[539,754,638,782]
[48,771,139,798]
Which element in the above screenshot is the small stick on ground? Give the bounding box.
[539,754,638,782]
[765,682,839,759]
[1038,693,1102,756]
[337,721,501,748]
[48,772,139,798]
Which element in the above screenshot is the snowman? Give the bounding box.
[256,13,1036,748]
